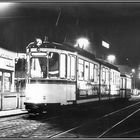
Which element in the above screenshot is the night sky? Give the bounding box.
[1,2,140,67]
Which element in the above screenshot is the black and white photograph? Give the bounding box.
[0,1,140,138]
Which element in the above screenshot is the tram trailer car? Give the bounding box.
[120,74,132,98]
[24,39,131,113]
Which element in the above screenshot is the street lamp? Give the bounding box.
[107,55,116,64]
[74,37,89,49]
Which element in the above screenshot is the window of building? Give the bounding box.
[4,72,11,92]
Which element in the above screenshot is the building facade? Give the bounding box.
[0,48,16,93]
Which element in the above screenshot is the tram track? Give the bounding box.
[115,127,140,137]
[0,113,61,138]
[98,107,140,137]
[0,100,140,138]
[45,101,140,138]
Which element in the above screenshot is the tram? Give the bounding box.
[24,38,131,113]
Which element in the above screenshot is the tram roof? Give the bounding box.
[95,58,120,72]
[28,41,119,71]
[51,42,120,71]
[28,41,96,60]
[120,74,131,78]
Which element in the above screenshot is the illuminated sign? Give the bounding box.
[0,48,15,71]
[0,57,14,71]
[31,53,47,56]
[0,53,13,60]
[30,48,48,52]
[39,48,47,52]
[102,41,110,49]
[31,48,38,52]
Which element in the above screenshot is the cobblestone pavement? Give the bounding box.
[0,98,139,138]
[0,113,84,138]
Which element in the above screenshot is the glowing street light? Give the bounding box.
[0,2,16,17]
[107,55,116,64]
[0,2,13,11]
[74,37,89,49]
[132,69,135,73]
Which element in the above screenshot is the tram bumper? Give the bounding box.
[24,102,47,113]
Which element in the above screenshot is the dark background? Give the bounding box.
[1,2,140,67]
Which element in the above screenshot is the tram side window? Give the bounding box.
[115,73,118,85]
[60,54,66,79]
[122,78,126,89]
[94,64,98,83]
[117,73,120,85]
[111,71,114,84]
[71,56,76,80]
[113,72,115,84]
[67,55,76,80]
[114,73,117,84]
[115,73,119,85]
[102,67,106,83]
[0,72,2,92]
[90,63,94,82]
[106,68,109,84]
[49,52,59,78]
[118,74,120,85]
[67,55,71,79]
[78,59,84,80]
[127,78,131,89]
[120,78,123,89]
[84,61,89,81]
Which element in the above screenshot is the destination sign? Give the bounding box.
[31,52,47,56]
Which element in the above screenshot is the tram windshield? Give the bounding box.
[30,57,47,78]
[30,52,59,78]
